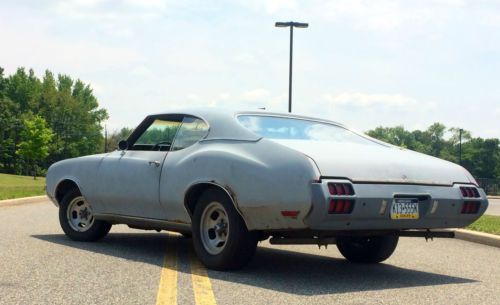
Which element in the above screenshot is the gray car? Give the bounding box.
[46,109,488,270]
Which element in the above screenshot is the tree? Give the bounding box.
[0,97,21,172]
[107,127,134,151]
[0,67,108,176]
[16,116,54,179]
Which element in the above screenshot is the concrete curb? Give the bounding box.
[454,229,500,248]
[0,195,49,207]
[487,195,500,199]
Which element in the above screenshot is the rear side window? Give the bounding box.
[237,115,376,145]
[171,117,209,151]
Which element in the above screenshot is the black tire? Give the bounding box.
[192,188,258,270]
[336,235,399,264]
[59,189,111,242]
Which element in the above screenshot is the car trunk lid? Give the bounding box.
[272,139,470,186]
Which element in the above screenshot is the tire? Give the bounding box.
[192,188,258,270]
[59,189,111,242]
[336,235,399,264]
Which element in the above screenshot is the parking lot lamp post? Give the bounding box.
[275,21,309,113]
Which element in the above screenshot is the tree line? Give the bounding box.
[367,123,500,180]
[1,67,498,183]
[0,67,107,177]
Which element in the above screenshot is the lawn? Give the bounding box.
[0,173,46,200]
[467,215,500,235]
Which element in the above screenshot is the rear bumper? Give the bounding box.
[304,179,488,231]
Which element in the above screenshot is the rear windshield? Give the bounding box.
[237,115,376,145]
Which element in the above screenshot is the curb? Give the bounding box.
[487,196,500,199]
[0,195,49,207]
[454,229,500,248]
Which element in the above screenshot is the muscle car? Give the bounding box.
[46,109,488,270]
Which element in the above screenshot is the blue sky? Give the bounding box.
[1,0,499,137]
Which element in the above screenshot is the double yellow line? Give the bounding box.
[156,235,217,305]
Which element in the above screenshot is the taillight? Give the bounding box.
[461,201,480,214]
[328,183,355,195]
[460,186,480,198]
[328,199,354,214]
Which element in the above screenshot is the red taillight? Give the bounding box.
[328,183,354,195]
[328,199,355,214]
[460,187,480,198]
[461,201,480,214]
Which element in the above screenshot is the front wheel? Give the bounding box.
[59,189,111,242]
[336,235,399,264]
[192,188,257,270]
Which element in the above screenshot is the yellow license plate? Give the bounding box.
[390,198,419,219]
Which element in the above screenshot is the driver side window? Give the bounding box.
[134,119,181,151]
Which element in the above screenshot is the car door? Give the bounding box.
[159,116,210,222]
[92,115,183,219]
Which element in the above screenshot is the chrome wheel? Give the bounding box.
[66,196,94,232]
[200,201,229,255]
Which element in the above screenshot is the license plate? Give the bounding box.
[390,198,419,219]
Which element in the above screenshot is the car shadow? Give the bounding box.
[32,232,476,296]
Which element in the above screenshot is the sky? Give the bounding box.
[1,0,499,138]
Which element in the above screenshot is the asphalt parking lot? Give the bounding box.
[1,199,499,305]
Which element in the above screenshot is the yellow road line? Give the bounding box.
[156,236,178,305]
[190,254,217,305]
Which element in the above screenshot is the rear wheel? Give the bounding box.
[336,235,399,263]
[59,189,111,241]
[192,188,258,270]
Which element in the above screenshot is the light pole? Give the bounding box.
[275,21,308,113]
[459,128,463,165]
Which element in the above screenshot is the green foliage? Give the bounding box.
[367,124,500,180]
[0,67,107,176]
[0,173,46,200]
[106,127,134,151]
[16,115,53,177]
[467,215,500,235]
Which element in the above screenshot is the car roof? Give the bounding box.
[148,108,348,141]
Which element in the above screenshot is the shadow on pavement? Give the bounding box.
[32,232,476,296]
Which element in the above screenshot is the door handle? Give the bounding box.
[148,161,160,167]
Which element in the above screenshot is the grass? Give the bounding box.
[0,173,46,200]
[467,215,500,235]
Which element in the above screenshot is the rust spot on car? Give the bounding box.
[171,219,187,224]
[224,184,238,202]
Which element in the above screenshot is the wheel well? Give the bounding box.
[55,180,80,204]
[184,183,233,216]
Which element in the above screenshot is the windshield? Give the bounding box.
[237,115,376,145]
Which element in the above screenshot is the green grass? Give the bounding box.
[467,215,500,235]
[0,173,46,200]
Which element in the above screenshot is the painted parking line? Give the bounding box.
[155,235,218,305]
[156,236,178,305]
[190,253,217,305]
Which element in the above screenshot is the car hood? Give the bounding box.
[272,139,472,186]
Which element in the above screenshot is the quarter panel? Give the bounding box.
[159,139,317,230]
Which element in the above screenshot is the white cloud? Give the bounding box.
[0,23,141,74]
[240,89,271,101]
[130,65,153,78]
[53,0,169,20]
[238,0,298,14]
[324,92,418,108]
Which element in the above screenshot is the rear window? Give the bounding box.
[237,115,376,145]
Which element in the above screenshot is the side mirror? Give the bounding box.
[118,140,128,151]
